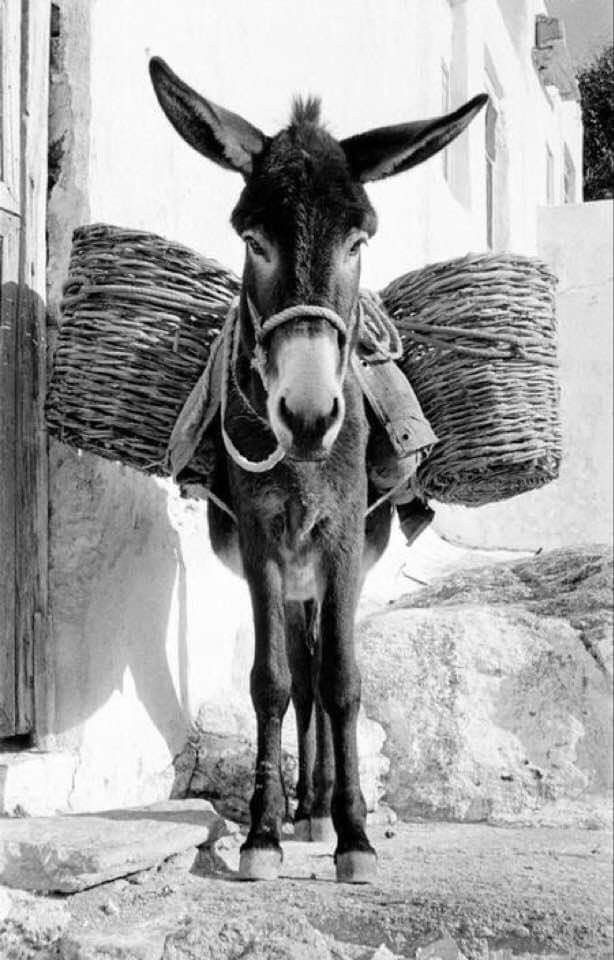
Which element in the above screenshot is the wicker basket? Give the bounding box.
[48,228,561,507]
[46,224,239,481]
[380,252,560,506]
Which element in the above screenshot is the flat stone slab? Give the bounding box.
[0,799,225,893]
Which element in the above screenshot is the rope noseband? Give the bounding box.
[221,291,404,475]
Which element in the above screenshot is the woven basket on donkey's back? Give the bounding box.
[46,225,561,507]
[47,224,240,487]
[382,251,560,506]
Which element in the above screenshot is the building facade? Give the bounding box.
[3,0,606,815]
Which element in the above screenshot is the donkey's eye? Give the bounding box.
[348,234,368,257]
[244,234,267,259]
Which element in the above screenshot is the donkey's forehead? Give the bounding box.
[231,121,377,240]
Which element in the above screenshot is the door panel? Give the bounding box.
[0,212,19,735]
[0,0,27,737]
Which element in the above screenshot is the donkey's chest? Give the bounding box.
[282,550,322,601]
[277,492,326,600]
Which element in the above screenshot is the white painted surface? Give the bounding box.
[38,0,593,813]
[434,200,613,551]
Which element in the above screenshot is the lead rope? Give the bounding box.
[220,300,287,473]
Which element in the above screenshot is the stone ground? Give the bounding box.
[1,819,612,959]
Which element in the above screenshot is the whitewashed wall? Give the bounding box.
[42,0,587,813]
[434,200,613,551]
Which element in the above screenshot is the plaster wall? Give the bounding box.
[433,200,613,552]
[42,0,587,813]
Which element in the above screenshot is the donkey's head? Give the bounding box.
[150,58,486,460]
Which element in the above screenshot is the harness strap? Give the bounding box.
[168,292,431,524]
[246,295,352,389]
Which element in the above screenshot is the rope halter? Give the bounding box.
[244,294,353,390]
[221,292,403,474]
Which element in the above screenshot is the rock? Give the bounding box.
[358,546,613,826]
[415,935,467,959]
[0,799,227,893]
[180,698,388,821]
[59,926,167,960]
[0,886,70,959]
[0,750,78,817]
[157,848,199,874]
[367,804,397,827]
[162,913,348,960]
[100,899,120,917]
[370,946,402,960]
[202,832,243,874]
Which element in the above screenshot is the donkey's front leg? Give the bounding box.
[240,555,291,881]
[319,539,376,884]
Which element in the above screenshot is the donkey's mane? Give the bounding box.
[290,96,322,127]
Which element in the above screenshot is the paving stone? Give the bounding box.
[0,799,226,893]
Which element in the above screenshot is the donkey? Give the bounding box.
[150,57,486,883]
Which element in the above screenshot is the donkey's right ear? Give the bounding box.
[149,57,268,177]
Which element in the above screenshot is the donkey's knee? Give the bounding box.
[319,665,361,721]
[250,663,291,718]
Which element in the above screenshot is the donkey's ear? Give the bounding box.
[149,57,267,177]
[341,94,488,183]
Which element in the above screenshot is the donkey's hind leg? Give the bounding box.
[285,601,316,839]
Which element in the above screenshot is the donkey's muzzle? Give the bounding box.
[278,394,341,459]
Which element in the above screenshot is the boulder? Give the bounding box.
[357,545,613,825]
[0,799,226,893]
[176,698,388,822]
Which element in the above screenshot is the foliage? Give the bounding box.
[577,45,614,201]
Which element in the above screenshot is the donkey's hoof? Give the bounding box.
[310,817,336,844]
[293,819,312,842]
[238,846,282,881]
[335,850,377,884]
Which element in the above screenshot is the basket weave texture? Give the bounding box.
[381,252,560,505]
[47,224,239,479]
[47,227,561,507]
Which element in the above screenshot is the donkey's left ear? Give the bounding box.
[341,93,488,183]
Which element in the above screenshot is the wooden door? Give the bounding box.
[0,0,49,739]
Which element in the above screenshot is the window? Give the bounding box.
[546,145,555,204]
[564,145,576,203]
[441,59,451,182]
[485,100,497,249]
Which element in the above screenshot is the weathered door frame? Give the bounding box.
[0,0,50,742]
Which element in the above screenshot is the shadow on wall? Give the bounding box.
[49,440,190,766]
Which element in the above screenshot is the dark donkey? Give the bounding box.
[150,58,486,883]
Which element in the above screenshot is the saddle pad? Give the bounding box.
[167,329,224,484]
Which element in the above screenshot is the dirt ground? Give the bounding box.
[40,820,613,959]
